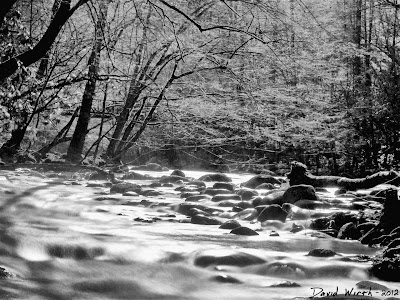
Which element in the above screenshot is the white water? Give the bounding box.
[0,169,398,300]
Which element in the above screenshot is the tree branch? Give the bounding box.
[156,0,267,43]
[0,0,90,81]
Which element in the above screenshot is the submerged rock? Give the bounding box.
[194,250,265,267]
[242,175,281,189]
[255,183,276,190]
[185,195,211,202]
[257,205,287,223]
[198,173,232,182]
[282,184,318,204]
[219,220,241,230]
[337,222,361,240]
[211,194,241,202]
[252,190,285,206]
[269,281,301,288]
[211,274,242,284]
[171,170,185,177]
[159,175,187,183]
[307,248,337,257]
[355,280,389,291]
[203,188,233,196]
[230,226,259,236]
[213,182,236,191]
[0,267,13,278]
[110,182,142,194]
[237,189,258,200]
[121,172,151,180]
[191,215,222,225]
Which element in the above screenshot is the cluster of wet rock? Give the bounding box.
[89,163,400,282]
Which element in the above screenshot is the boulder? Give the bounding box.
[337,222,361,240]
[187,208,210,217]
[159,175,188,183]
[307,248,337,257]
[194,250,265,267]
[218,200,241,207]
[242,175,281,189]
[187,181,206,188]
[252,190,285,206]
[213,182,236,191]
[355,281,389,291]
[198,173,232,182]
[293,200,327,209]
[237,189,258,200]
[230,226,259,236]
[191,215,222,225]
[177,203,210,216]
[211,194,241,202]
[121,172,151,180]
[257,205,288,223]
[110,182,142,194]
[88,171,110,181]
[211,274,242,284]
[234,208,259,221]
[282,184,318,204]
[171,170,185,177]
[185,195,211,202]
[203,188,232,196]
[236,201,254,209]
[219,220,241,230]
[255,183,276,190]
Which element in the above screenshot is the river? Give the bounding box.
[0,168,398,299]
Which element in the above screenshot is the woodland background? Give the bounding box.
[1,0,400,176]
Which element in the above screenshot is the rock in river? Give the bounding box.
[242,175,281,189]
[307,248,337,257]
[282,184,318,204]
[230,226,259,236]
[191,215,222,225]
[110,182,142,194]
[194,249,265,267]
[257,204,288,223]
[219,220,241,230]
[211,194,241,202]
[198,173,232,182]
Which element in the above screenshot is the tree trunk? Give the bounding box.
[66,0,107,163]
[36,0,62,79]
[0,126,28,159]
[106,8,152,159]
[287,161,400,190]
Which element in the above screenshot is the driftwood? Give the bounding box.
[286,161,400,190]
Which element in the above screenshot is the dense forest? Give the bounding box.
[1,0,400,175]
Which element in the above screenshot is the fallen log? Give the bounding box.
[286,161,400,190]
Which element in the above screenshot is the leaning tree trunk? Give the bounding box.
[287,161,400,190]
[66,0,107,163]
[0,0,89,81]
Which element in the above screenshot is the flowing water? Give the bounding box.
[0,168,398,300]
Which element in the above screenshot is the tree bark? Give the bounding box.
[287,161,400,190]
[66,0,107,163]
